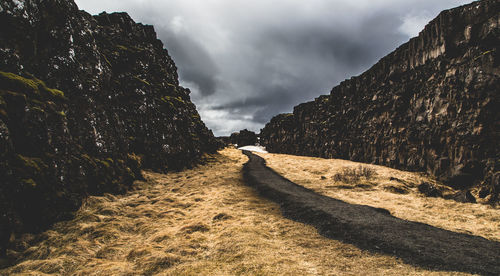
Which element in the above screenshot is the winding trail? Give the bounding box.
[242,151,500,276]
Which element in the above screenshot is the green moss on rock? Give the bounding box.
[31,106,45,113]
[21,179,37,189]
[100,160,111,168]
[16,155,43,173]
[0,71,66,100]
[0,71,41,95]
[134,76,151,86]
[116,45,129,51]
[42,87,65,99]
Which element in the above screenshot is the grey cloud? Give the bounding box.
[75,0,472,136]
[158,30,219,96]
[211,86,300,123]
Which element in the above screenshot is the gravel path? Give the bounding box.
[242,151,500,275]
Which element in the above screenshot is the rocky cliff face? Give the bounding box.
[0,0,219,255]
[230,129,258,147]
[261,0,499,202]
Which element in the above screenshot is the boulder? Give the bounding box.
[447,190,477,203]
[418,182,443,198]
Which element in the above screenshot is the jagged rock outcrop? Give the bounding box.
[230,129,258,147]
[261,0,499,202]
[217,136,231,146]
[0,0,219,256]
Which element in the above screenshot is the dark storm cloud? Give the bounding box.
[159,30,219,96]
[211,86,299,123]
[75,0,472,136]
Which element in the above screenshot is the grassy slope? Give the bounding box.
[2,148,490,275]
[256,152,499,242]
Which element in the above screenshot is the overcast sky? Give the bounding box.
[75,0,472,136]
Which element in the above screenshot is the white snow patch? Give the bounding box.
[238,145,268,153]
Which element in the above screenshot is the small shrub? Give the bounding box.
[332,166,377,184]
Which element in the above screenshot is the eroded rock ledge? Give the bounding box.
[0,0,219,255]
[261,0,499,202]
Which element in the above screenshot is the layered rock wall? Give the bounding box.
[261,0,499,201]
[0,0,219,254]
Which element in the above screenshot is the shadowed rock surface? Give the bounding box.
[0,0,218,256]
[243,151,500,275]
[230,129,258,147]
[260,0,500,202]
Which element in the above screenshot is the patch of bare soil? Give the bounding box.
[0,149,490,275]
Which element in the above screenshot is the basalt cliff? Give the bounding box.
[0,0,219,255]
[261,0,499,202]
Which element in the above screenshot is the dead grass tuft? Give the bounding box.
[213,213,232,221]
[126,248,150,261]
[333,165,377,184]
[142,254,181,275]
[181,223,210,234]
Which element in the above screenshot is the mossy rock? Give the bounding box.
[161,96,186,108]
[127,153,142,167]
[31,106,46,114]
[0,71,42,96]
[2,90,27,103]
[134,76,151,86]
[98,159,112,169]
[42,87,65,99]
[21,178,37,189]
[116,45,129,51]
[101,54,112,67]
[29,99,45,106]
[0,71,66,101]
[116,44,145,53]
[81,154,94,163]
[15,155,47,174]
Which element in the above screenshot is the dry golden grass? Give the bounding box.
[256,152,500,242]
[1,149,479,275]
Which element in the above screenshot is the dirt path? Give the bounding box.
[242,151,500,276]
